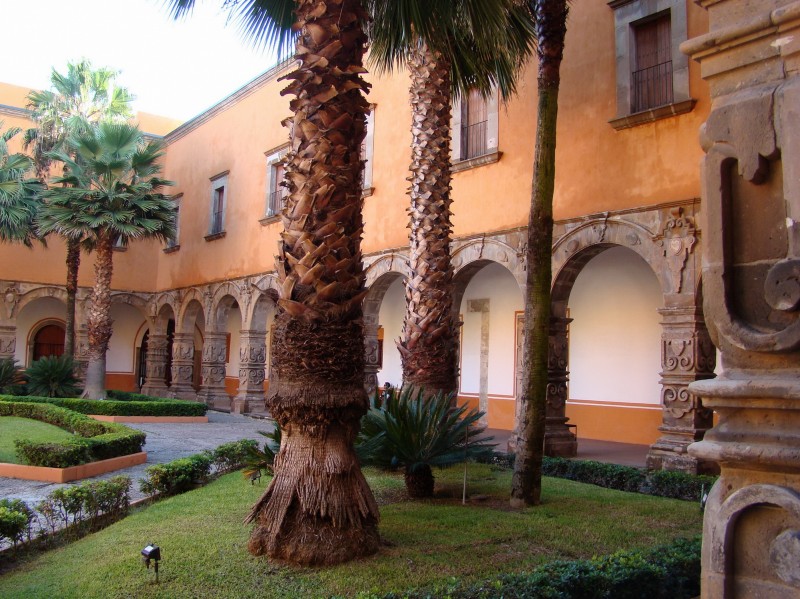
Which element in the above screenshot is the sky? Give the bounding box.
[1,0,280,121]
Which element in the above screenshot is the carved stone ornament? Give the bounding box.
[662,207,696,294]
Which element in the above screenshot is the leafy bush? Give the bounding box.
[0,499,36,548]
[0,400,145,467]
[380,536,701,599]
[0,357,25,393]
[139,453,213,497]
[209,439,259,474]
[359,388,496,498]
[0,393,207,416]
[34,476,131,539]
[643,469,717,501]
[24,355,80,398]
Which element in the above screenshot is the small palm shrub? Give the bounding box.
[0,357,25,393]
[359,388,495,498]
[25,355,80,398]
[242,426,282,482]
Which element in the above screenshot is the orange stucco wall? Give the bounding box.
[566,401,663,446]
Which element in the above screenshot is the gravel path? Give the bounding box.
[0,411,274,506]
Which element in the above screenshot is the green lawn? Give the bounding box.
[0,464,704,598]
[0,416,74,464]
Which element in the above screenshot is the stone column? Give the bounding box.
[197,332,229,410]
[169,332,197,400]
[544,316,577,457]
[73,326,90,384]
[683,2,800,595]
[363,304,380,395]
[646,304,716,473]
[0,324,16,360]
[140,333,170,397]
[234,330,267,414]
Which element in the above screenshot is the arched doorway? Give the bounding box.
[33,323,65,360]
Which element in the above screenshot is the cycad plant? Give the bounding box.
[25,355,80,398]
[242,426,283,481]
[361,388,495,498]
[0,357,25,394]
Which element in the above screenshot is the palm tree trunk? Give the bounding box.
[63,237,80,358]
[511,0,569,508]
[398,41,459,398]
[245,0,379,566]
[82,232,114,399]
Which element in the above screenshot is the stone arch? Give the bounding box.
[110,292,150,322]
[364,252,409,288]
[12,285,68,319]
[363,269,408,393]
[452,237,524,290]
[176,288,207,334]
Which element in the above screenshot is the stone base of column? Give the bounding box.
[232,394,266,415]
[140,382,169,398]
[544,418,577,458]
[169,384,198,401]
[197,389,231,412]
[689,375,800,598]
[648,428,718,474]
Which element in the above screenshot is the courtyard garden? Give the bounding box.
[0,462,703,598]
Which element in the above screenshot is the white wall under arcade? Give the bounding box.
[566,246,663,444]
[458,262,523,425]
[377,277,404,389]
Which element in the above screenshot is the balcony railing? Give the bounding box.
[631,60,673,113]
[461,119,488,160]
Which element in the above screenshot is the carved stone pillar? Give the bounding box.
[234,330,267,414]
[683,2,800,595]
[363,305,380,395]
[140,333,170,397]
[646,305,716,473]
[0,324,16,360]
[73,327,90,384]
[545,316,577,457]
[197,332,229,410]
[169,332,197,400]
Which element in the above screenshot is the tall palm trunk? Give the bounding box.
[82,232,114,399]
[245,0,380,566]
[63,237,81,358]
[398,41,459,398]
[511,0,569,507]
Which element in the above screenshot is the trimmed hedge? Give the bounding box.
[0,394,206,417]
[378,536,701,599]
[139,453,213,497]
[0,401,145,467]
[542,456,717,502]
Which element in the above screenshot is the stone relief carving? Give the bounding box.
[662,207,696,294]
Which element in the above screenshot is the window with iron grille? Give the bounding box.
[461,89,489,160]
[631,13,673,113]
[211,186,224,234]
[207,173,228,238]
[267,162,287,217]
[166,195,181,248]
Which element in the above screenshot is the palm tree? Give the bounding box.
[38,122,175,400]
[511,0,570,508]
[368,2,536,397]
[0,123,41,246]
[167,0,532,566]
[25,60,134,358]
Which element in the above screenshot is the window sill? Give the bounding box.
[259,215,280,226]
[204,231,226,242]
[451,150,501,174]
[609,99,696,131]
[112,245,127,252]
[362,186,375,198]
[163,244,180,254]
